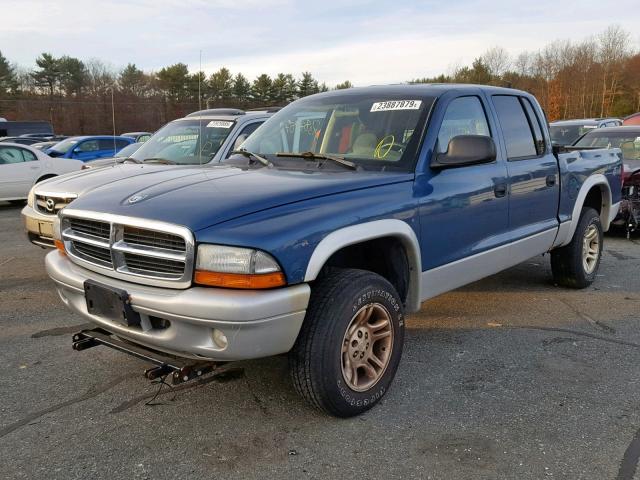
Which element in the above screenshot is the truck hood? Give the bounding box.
[67,165,414,232]
[35,164,175,195]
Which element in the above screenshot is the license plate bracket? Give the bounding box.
[84,280,141,327]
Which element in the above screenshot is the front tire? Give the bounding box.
[551,207,603,288]
[289,269,405,417]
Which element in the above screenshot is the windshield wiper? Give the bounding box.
[230,149,273,167]
[117,157,142,164]
[141,158,178,165]
[276,151,357,170]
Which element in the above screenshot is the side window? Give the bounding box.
[228,122,263,156]
[492,95,537,159]
[115,139,130,149]
[78,140,99,152]
[97,139,116,151]
[436,96,491,154]
[138,135,151,143]
[521,98,546,155]
[21,148,37,162]
[0,146,27,164]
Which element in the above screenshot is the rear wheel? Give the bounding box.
[551,207,603,288]
[289,269,405,417]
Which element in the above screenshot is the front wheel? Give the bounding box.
[551,207,603,288]
[289,269,405,417]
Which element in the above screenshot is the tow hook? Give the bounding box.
[72,328,223,385]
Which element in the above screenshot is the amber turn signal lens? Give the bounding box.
[194,270,286,289]
[54,240,66,254]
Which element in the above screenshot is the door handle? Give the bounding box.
[494,183,507,198]
[546,175,556,187]
[30,166,39,169]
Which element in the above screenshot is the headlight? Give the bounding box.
[27,186,36,208]
[194,245,285,289]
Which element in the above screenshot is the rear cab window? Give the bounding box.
[492,95,539,159]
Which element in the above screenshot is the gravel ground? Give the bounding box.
[1,201,639,480]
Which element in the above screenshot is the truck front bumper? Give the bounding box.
[46,251,310,361]
[22,204,56,248]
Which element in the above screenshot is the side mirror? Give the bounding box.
[431,135,496,169]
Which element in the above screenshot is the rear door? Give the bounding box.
[0,146,42,199]
[491,95,560,241]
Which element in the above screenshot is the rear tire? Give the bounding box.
[551,207,603,288]
[289,269,405,417]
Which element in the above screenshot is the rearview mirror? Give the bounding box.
[431,135,496,169]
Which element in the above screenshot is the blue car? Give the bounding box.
[45,136,135,162]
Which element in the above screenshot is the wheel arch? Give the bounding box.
[35,173,58,184]
[304,219,422,312]
[558,174,613,247]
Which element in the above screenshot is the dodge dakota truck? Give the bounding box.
[45,85,622,417]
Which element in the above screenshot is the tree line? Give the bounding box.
[0,54,353,134]
[0,24,638,135]
[412,25,639,121]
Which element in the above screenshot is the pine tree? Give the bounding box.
[251,74,273,104]
[0,50,17,95]
[232,73,252,104]
[31,53,61,96]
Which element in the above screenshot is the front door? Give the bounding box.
[417,94,510,299]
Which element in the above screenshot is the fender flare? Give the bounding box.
[557,174,613,247]
[303,219,422,312]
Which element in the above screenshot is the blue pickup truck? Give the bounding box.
[45,85,622,417]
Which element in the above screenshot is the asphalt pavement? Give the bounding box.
[1,201,640,480]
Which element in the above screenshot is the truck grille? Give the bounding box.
[123,226,186,252]
[60,211,194,288]
[35,194,76,215]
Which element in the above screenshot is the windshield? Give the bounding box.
[235,93,433,171]
[50,138,79,154]
[550,125,597,146]
[131,119,235,164]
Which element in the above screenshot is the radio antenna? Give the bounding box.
[110,86,117,166]
[198,50,203,167]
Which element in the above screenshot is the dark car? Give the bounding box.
[550,118,622,146]
[121,131,153,143]
[0,136,43,146]
[31,141,60,151]
[573,126,640,235]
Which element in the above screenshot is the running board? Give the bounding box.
[72,328,222,385]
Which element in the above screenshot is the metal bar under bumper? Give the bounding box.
[72,328,223,385]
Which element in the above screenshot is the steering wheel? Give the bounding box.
[374,135,406,159]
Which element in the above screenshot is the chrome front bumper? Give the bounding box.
[22,205,56,248]
[46,251,310,361]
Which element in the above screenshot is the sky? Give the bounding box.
[1,0,639,86]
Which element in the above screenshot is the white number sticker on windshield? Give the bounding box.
[370,100,422,112]
[207,121,233,128]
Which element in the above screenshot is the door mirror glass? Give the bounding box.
[432,135,496,168]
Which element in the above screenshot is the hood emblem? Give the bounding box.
[127,193,148,204]
[45,198,56,212]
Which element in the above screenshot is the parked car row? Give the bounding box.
[9,84,624,417]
